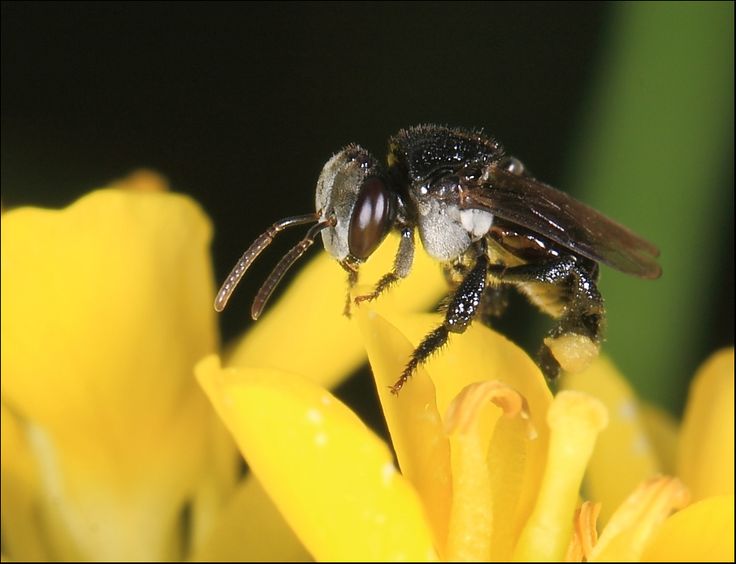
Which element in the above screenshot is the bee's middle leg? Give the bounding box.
[390,250,488,395]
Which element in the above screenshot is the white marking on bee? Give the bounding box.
[460,208,494,240]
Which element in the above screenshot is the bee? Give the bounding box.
[215,125,661,394]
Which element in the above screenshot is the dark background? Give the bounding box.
[2,2,732,425]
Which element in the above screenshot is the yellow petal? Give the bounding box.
[356,309,452,555]
[1,189,220,559]
[357,309,552,559]
[1,404,48,561]
[188,404,240,557]
[108,168,171,192]
[191,475,310,562]
[226,231,446,390]
[641,495,734,562]
[515,391,608,562]
[196,355,436,562]
[486,395,542,561]
[374,311,552,421]
[562,356,663,522]
[444,381,535,562]
[639,402,679,475]
[590,475,689,562]
[677,348,734,502]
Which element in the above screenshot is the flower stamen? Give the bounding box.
[565,501,601,562]
[514,391,608,561]
[444,380,534,561]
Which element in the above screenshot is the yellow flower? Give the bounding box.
[0,175,452,561]
[562,349,734,562]
[2,174,256,561]
[198,238,734,560]
[4,176,732,561]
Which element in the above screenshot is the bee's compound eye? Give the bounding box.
[348,177,393,260]
[501,156,525,175]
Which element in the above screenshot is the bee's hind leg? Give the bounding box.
[390,249,489,395]
[488,257,605,381]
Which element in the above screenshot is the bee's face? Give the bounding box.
[315,146,394,262]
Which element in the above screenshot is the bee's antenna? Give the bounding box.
[250,218,335,320]
[214,213,319,312]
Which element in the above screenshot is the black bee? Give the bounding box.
[215,125,661,394]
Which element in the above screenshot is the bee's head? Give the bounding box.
[315,145,395,263]
[213,145,395,320]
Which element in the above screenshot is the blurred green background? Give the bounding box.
[2,2,732,419]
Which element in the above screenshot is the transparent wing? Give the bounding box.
[464,166,661,279]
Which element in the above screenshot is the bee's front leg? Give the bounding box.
[339,260,359,318]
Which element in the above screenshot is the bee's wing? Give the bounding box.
[465,166,662,279]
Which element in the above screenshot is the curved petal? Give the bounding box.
[1,188,219,559]
[226,231,446,390]
[562,356,663,522]
[591,476,689,561]
[196,355,437,562]
[356,310,451,556]
[444,381,536,562]
[641,495,734,562]
[358,309,552,559]
[399,313,553,557]
[677,348,734,502]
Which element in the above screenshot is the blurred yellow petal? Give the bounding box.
[677,348,734,502]
[1,188,219,560]
[226,231,445,389]
[590,476,689,562]
[108,168,171,192]
[1,405,48,561]
[192,475,310,562]
[562,356,663,522]
[196,355,436,562]
[641,495,734,562]
[188,405,240,557]
[639,403,679,475]
[515,391,608,562]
